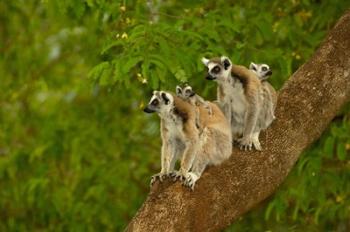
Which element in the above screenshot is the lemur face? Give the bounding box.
[249,62,272,78]
[144,91,174,114]
[202,56,232,81]
[176,85,195,100]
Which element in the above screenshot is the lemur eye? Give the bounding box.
[151,99,159,106]
[262,66,268,71]
[185,89,192,95]
[212,66,221,74]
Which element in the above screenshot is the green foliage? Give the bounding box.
[0,0,349,231]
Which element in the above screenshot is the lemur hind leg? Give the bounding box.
[252,131,262,151]
[171,136,199,183]
[183,128,212,190]
[184,158,207,190]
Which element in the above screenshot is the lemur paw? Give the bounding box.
[237,137,254,151]
[183,172,199,190]
[252,139,262,151]
[169,171,185,182]
[150,173,167,186]
[167,171,177,177]
[232,138,240,145]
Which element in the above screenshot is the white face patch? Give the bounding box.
[220,56,230,64]
[207,62,217,72]
[208,62,231,81]
[156,91,174,115]
[183,86,193,98]
[257,67,264,77]
[249,63,271,78]
[257,64,270,78]
[184,86,192,91]
[203,56,233,82]
[149,94,158,105]
[261,64,269,70]
[146,91,174,115]
[160,91,174,103]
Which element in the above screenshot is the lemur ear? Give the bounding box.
[221,56,231,70]
[176,86,182,95]
[161,92,170,105]
[201,57,210,66]
[249,62,257,71]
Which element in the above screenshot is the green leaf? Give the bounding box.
[99,64,113,86]
[101,40,125,55]
[88,61,110,81]
[336,142,346,160]
[128,24,146,40]
[150,72,159,89]
[174,68,187,82]
[122,56,143,74]
[323,136,335,158]
[292,203,300,220]
[297,157,309,175]
[314,207,322,225]
[264,202,275,220]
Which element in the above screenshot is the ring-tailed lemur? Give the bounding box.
[249,62,272,81]
[202,56,277,151]
[144,90,232,189]
[176,84,212,114]
[250,62,276,119]
[176,84,212,129]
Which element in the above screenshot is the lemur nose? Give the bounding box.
[206,75,216,80]
[143,106,154,113]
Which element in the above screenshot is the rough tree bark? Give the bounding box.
[126,10,350,232]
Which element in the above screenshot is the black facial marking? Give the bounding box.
[206,74,216,80]
[223,59,231,70]
[161,92,170,105]
[143,106,155,113]
[151,99,159,106]
[176,87,182,95]
[262,66,268,71]
[252,66,257,71]
[212,65,221,74]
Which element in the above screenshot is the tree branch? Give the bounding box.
[126,10,350,232]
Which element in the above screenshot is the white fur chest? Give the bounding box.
[162,113,184,139]
[218,79,246,114]
[230,82,246,116]
[221,82,234,102]
[216,79,233,104]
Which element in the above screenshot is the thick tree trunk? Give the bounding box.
[126,10,350,232]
